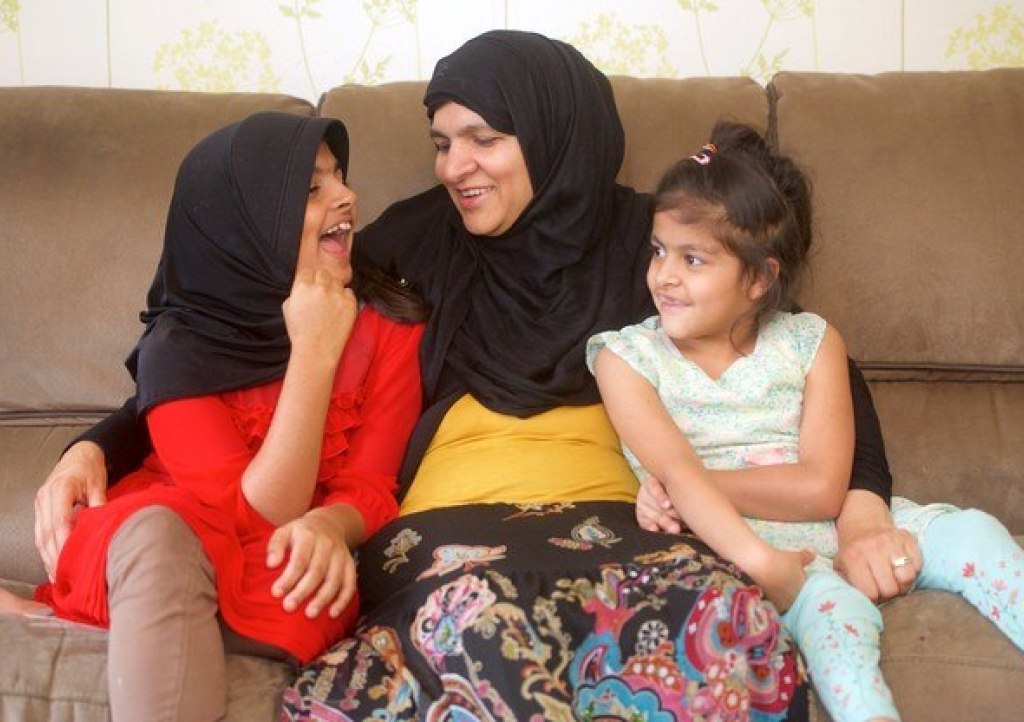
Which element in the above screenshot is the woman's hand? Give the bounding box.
[265,507,357,619]
[34,441,108,581]
[833,489,921,602]
[636,475,687,533]
[283,267,358,363]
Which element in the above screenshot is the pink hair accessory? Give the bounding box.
[690,142,718,165]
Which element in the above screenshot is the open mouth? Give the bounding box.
[319,221,352,255]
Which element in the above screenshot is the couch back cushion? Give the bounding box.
[0,88,315,415]
[770,70,1024,527]
[318,75,769,226]
[771,69,1024,373]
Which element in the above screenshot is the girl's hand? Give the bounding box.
[636,476,687,534]
[265,510,356,619]
[283,268,358,363]
[751,548,814,613]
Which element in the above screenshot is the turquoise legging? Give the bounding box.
[782,503,1023,722]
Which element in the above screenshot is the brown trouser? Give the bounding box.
[105,505,292,722]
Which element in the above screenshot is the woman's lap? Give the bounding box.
[283,501,808,721]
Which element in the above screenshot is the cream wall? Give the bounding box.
[2,0,1023,101]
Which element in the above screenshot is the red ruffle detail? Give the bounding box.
[221,382,365,480]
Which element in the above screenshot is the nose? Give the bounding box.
[436,141,475,184]
[653,256,680,287]
[328,174,356,211]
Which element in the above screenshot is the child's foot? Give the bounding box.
[0,587,51,616]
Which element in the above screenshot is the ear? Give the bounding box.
[747,257,780,302]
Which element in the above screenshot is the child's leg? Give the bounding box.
[905,504,1024,648]
[105,505,226,722]
[783,569,899,722]
[0,586,51,616]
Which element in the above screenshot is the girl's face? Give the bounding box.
[430,102,533,237]
[296,142,357,284]
[647,209,767,352]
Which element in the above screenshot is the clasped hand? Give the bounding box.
[283,267,358,363]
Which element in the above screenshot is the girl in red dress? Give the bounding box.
[0,111,426,720]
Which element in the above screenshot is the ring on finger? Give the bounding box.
[891,555,911,569]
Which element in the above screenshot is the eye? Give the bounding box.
[650,243,666,258]
[308,182,321,195]
[474,136,499,148]
[432,140,450,154]
[685,254,704,266]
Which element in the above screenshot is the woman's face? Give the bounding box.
[430,102,533,237]
[296,142,357,284]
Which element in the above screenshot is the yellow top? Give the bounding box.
[399,395,639,515]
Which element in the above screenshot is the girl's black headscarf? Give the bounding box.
[356,30,654,485]
[127,112,349,412]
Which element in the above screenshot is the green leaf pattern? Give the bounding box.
[0,0,18,34]
[947,2,1024,69]
[1,1,1022,92]
[152,21,281,93]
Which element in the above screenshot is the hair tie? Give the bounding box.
[690,143,718,166]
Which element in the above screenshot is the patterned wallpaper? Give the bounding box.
[2,0,1022,101]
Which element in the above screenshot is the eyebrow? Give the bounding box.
[429,123,496,140]
[651,233,720,254]
[312,159,342,175]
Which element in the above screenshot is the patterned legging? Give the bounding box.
[782,501,1024,722]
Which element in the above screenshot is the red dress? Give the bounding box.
[37,307,424,663]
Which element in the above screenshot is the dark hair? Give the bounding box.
[653,120,813,324]
[350,256,430,324]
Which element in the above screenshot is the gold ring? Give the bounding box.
[891,555,911,569]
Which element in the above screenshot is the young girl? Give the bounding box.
[0,111,425,720]
[587,121,1024,722]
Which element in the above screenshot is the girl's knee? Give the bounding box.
[926,508,1014,554]
[107,505,211,590]
[111,506,199,557]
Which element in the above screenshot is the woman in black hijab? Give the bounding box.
[4,111,426,721]
[284,32,813,720]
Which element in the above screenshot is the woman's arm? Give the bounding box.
[595,348,810,610]
[34,397,150,579]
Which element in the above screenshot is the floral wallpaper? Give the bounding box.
[1,0,1022,101]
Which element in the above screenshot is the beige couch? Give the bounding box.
[1,68,1022,721]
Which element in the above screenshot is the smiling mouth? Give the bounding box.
[321,221,352,237]
[319,221,352,255]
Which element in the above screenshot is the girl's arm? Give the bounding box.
[240,268,359,524]
[638,342,885,528]
[705,323,854,520]
[594,348,810,610]
[264,313,424,618]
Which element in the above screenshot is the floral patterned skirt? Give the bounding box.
[282,501,807,721]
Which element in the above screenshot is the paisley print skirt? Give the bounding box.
[282,501,807,721]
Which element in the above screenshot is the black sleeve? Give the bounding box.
[73,396,152,485]
[847,358,893,504]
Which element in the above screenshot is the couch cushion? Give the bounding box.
[769,69,1024,376]
[769,69,1024,532]
[0,582,292,722]
[0,87,315,415]
[610,75,768,192]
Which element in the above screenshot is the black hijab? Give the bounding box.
[127,112,349,411]
[355,31,654,483]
